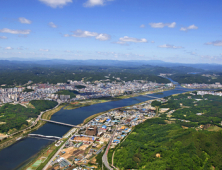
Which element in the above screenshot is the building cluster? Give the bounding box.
[182,82,222,89]
[0,80,173,105]
[197,91,222,96]
[50,101,157,169]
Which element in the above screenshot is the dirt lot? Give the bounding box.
[73,149,85,157]
[0,133,7,140]
[73,136,94,142]
[60,147,77,159]
[79,144,89,150]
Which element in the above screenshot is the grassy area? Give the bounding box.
[23,138,68,170]
[42,104,65,120]
[83,110,109,124]
[207,125,222,132]
[36,139,68,170]
[55,90,79,99]
[64,99,112,110]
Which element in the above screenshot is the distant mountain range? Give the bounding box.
[0,59,221,71]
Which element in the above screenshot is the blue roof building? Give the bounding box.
[102,125,107,129]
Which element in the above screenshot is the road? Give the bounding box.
[43,128,79,170]
[102,129,116,170]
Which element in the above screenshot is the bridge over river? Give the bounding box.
[28,134,61,140]
[40,119,81,128]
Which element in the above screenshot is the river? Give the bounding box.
[0,85,193,170]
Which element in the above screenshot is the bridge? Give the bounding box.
[40,119,81,128]
[28,134,61,140]
[146,95,161,99]
[175,88,193,92]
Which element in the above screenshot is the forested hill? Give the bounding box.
[114,118,222,169]
[0,100,57,134]
[0,60,207,86]
[113,92,222,170]
[170,73,222,84]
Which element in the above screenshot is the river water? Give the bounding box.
[0,85,193,170]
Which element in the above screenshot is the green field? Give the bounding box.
[55,90,79,98]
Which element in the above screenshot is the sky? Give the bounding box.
[0,0,222,63]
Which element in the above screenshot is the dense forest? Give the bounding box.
[2,60,222,86]
[0,66,173,86]
[151,92,222,126]
[170,74,222,84]
[171,94,222,126]
[0,100,57,134]
[114,92,222,169]
[114,118,222,170]
[0,61,208,86]
[30,100,58,111]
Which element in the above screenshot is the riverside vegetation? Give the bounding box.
[0,100,57,134]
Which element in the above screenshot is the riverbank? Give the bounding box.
[63,99,113,110]
[81,88,174,125]
[42,104,65,120]
[21,138,68,170]
[63,87,174,111]
[0,104,64,151]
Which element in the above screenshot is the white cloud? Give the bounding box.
[83,0,114,7]
[119,36,147,43]
[0,36,7,39]
[205,40,222,46]
[180,24,198,31]
[158,44,183,49]
[151,41,155,43]
[18,17,32,24]
[70,29,111,41]
[95,34,111,41]
[39,0,72,8]
[0,28,31,34]
[72,29,99,37]
[168,22,176,28]
[140,24,145,28]
[5,47,13,50]
[39,49,49,51]
[149,22,176,28]
[49,22,57,28]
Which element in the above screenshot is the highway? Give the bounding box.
[102,129,116,170]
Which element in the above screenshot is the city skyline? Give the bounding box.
[0,0,222,63]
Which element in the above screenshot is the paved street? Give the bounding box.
[102,129,116,170]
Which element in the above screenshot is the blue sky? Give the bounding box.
[0,0,222,63]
